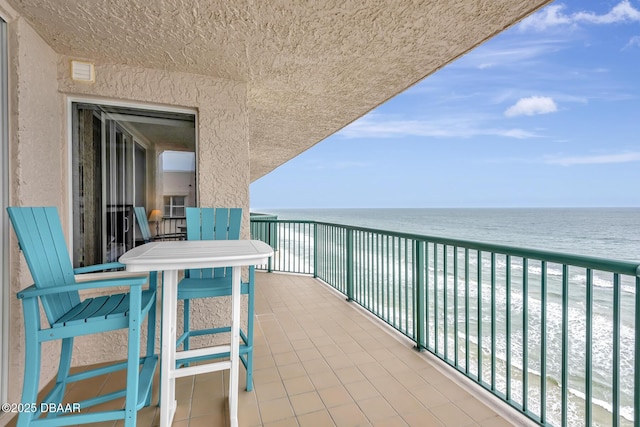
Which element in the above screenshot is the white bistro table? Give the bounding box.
[120,240,273,427]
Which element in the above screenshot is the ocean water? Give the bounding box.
[261,208,640,262]
[256,208,640,426]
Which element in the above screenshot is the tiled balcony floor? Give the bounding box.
[8,272,529,427]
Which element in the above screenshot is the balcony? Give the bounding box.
[7,217,638,426]
[7,272,520,427]
[249,218,640,426]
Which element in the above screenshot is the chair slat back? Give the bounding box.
[7,207,80,325]
[186,207,242,279]
[134,206,153,243]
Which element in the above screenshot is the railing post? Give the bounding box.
[415,240,426,351]
[346,228,354,301]
[267,221,273,273]
[313,222,318,278]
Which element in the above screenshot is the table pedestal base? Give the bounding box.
[159,268,242,427]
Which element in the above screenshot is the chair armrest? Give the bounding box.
[73,262,124,274]
[17,276,148,299]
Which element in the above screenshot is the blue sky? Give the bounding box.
[251,1,640,209]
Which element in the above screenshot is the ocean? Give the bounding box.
[254,208,640,426]
[258,208,640,262]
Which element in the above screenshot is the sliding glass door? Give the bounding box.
[72,105,144,265]
[104,120,136,262]
[71,102,196,267]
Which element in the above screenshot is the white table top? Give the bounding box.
[119,239,273,272]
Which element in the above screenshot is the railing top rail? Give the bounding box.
[250,218,640,276]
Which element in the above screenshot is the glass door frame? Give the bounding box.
[66,96,198,261]
[1,15,9,406]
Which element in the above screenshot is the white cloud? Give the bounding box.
[520,1,640,31]
[504,96,558,117]
[545,152,640,166]
[624,35,640,49]
[338,114,538,139]
[455,39,565,70]
[574,1,640,24]
[520,5,573,31]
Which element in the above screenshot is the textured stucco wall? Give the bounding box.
[4,9,64,412]
[55,62,250,362]
[2,9,250,417]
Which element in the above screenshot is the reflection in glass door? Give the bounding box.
[104,121,135,262]
[71,103,196,268]
[72,105,142,266]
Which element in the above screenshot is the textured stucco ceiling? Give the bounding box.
[8,0,552,181]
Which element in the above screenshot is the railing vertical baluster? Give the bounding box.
[325,226,329,284]
[288,222,291,272]
[465,248,470,374]
[372,233,376,314]
[297,222,301,272]
[391,236,396,327]
[346,228,354,301]
[562,264,569,426]
[378,233,382,316]
[431,243,435,351]
[415,240,426,350]
[540,261,547,424]
[267,221,273,272]
[444,245,449,361]
[372,233,376,312]
[332,227,338,284]
[523,257,528,413]
[386,235,390,324]
[337,226,341,282]
[330,226,336,282]
[341,227,344,286]
[635,276,640,427]
[380,234,383,317]
[351,231,355,297]
[396,237,399,329]
[359,232,363,302]
[424,242,438,354]
[506,255,512,401]
[313,223,318,277]
[308,223,312,275]
[478,250,483,382]
[362,232,366,301]
[586,268,593,427]
[369,233,373,311]
[454,246,459,368]
[491,252,496,391]
[379,235,382,316]
[613,273,620,427]
[278,221,281,270]
[405,238,409,334]
[371,233,376,313]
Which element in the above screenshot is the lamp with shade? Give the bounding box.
[148,209,163,237]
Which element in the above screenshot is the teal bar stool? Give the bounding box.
[176,207,256,391]
[7,206,158,427]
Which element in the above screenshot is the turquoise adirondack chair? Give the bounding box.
[133,206,155,243]
[133,206,185,243]
[7,207,157,427]
[177,207,256,391]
